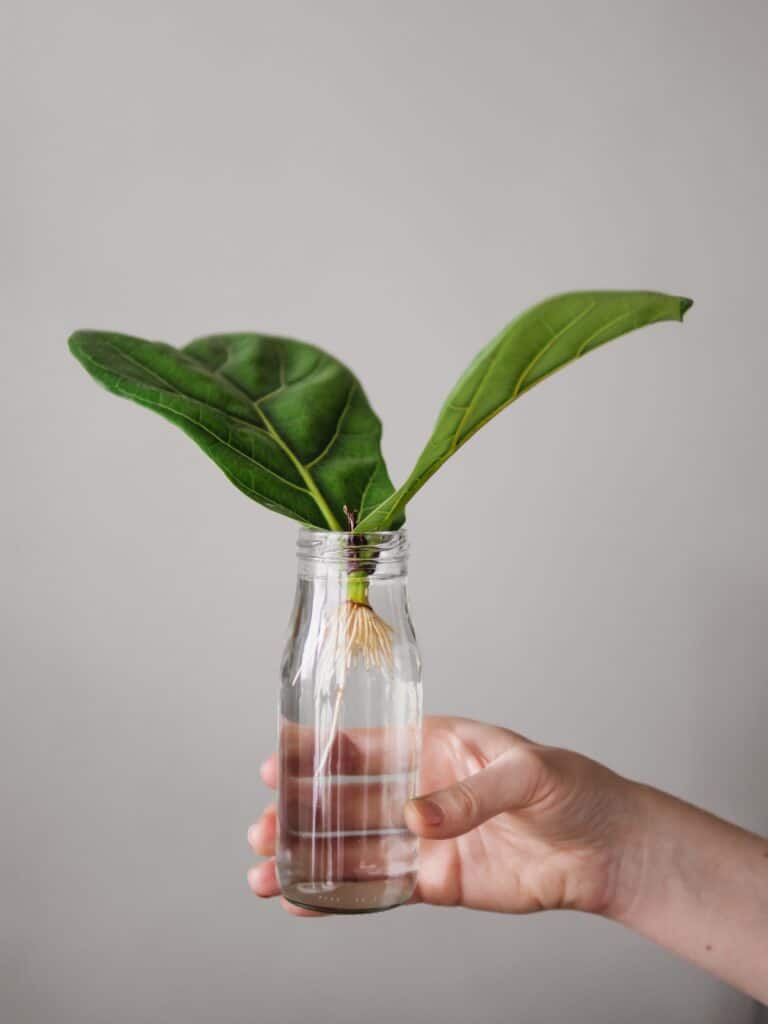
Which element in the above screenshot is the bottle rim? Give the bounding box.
[296,527,409,569]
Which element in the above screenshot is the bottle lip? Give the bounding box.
[296,527,409,569]
[297,526,406,540]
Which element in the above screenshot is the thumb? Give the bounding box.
[405,747,549,839]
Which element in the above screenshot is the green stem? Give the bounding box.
[346,571,369,605]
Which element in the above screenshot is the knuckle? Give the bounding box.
[452,779,479,822]
[515,744,560,806]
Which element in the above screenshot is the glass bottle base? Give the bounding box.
[281,874,417,914]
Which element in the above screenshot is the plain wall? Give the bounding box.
[2,1,767,1021]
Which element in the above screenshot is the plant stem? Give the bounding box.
[342,505,371,605]
[347,571,369,605]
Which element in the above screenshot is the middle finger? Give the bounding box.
[248,804,277,856]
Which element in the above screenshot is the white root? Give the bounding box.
[313,601,394,776]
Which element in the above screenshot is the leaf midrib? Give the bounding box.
[87,344,340,523]
[114,347,272,436]
[106,376,314,500]
[358,300,666,531]
[450,303,596,452]
[182,348,343,530]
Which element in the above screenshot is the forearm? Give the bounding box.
[610,782,768,1002]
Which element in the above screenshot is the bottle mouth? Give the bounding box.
[296,527,409,570]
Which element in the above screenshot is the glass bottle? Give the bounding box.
[277,528,422,914]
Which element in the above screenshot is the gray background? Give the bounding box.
[2,1,767,1021]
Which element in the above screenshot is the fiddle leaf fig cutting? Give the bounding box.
[70,290,692,744]
[69,290,692,538]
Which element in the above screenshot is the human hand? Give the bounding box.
[247,715,641,917]
[248,714,768,1001]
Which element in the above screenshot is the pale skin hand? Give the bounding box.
[248,715,768,1003]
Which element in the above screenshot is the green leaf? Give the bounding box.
[358,291,693,531]
[68,330,398,530]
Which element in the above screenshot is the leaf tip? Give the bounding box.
[68,329,92,360]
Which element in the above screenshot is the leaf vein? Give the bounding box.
[574,309,637,357]
[115,348,271,435]
[183,346,341,528]
[108,380,313,497]
[512,302,596,398]
[304,384,357,469]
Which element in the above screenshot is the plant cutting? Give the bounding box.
[69,289,693,913]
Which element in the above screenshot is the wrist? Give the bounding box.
[596,778,768,1001]
[598,779,661,924]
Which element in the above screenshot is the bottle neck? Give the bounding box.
[296,529,409,605]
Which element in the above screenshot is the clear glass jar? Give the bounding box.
[277,528,422,914]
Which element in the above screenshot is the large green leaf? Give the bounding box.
[69,330,398,530]
[358,291,693,531]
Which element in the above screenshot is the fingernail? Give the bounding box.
[414,798,444,826]
[247,867,260,891]
[247,824,259,847]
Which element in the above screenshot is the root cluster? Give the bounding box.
[312,600,394,776]
[327,600,394,671]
